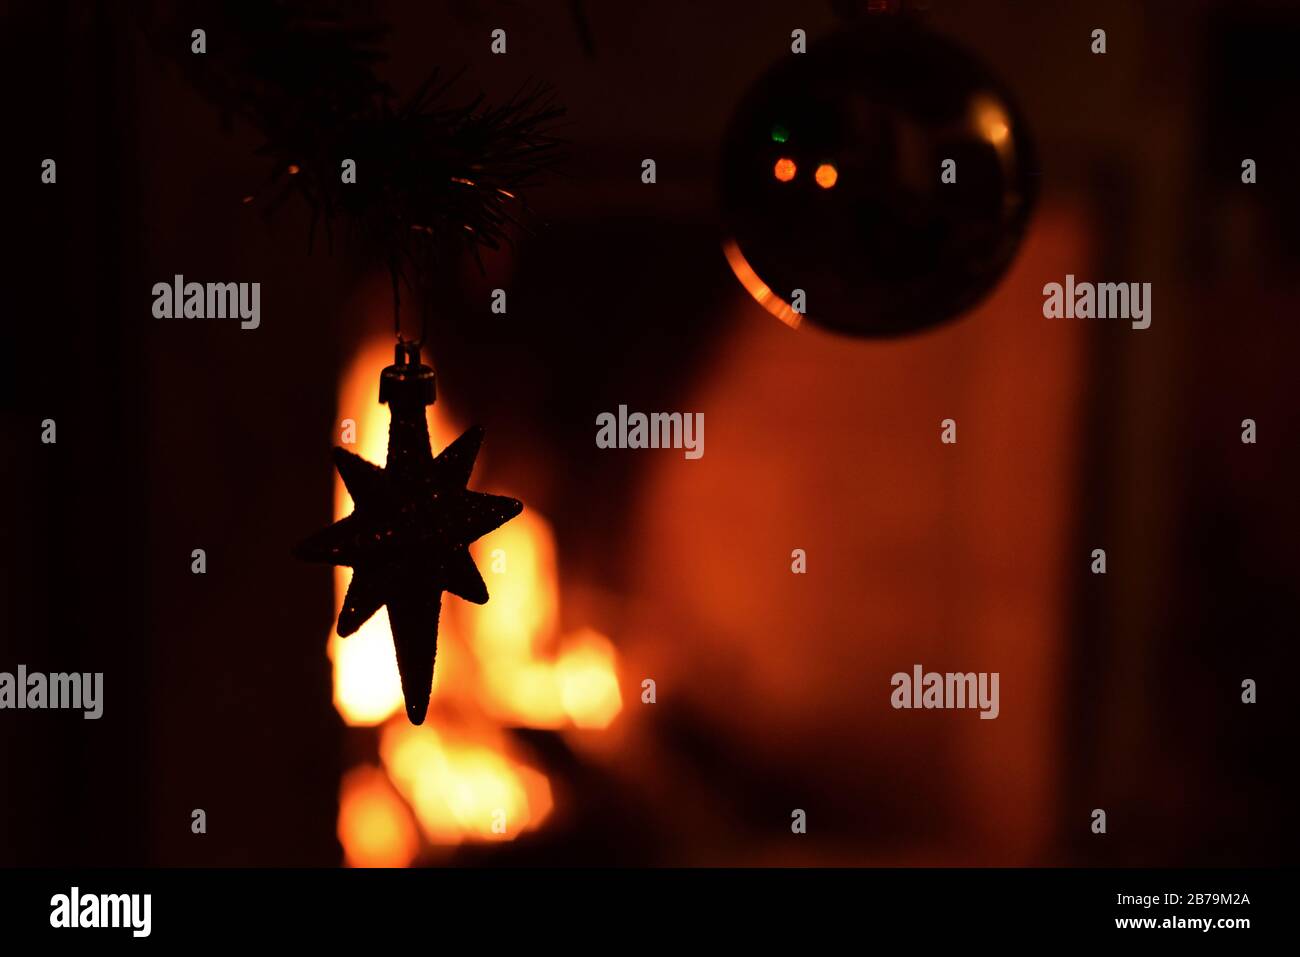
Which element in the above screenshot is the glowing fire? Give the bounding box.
[333,332,623,864]
[380,720,552,844]
[555,628,623,730]
[467,513,624,730]
[338,765,420,868]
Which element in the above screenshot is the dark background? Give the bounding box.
[1,0,1297,866]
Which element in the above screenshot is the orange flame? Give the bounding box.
[467,513,623,728]
[338,765,420,867]
[380,720,552,844]
[555,628,624,730]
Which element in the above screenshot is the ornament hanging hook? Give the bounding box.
[391,258,416,350]
[394,340,421,368]
[390,257,431,362]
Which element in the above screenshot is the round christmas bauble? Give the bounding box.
[720,18,1037,337]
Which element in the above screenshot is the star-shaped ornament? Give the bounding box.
[295,350,521,724]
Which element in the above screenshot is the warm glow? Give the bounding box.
[721,237,803,329]
[814,163,838,189]
[470,510,559,663]
[331,336,461,726]
[556,629,624,729]
[380,720,552,844]
[469,510,562,724]
[468,514,624,730]
[331,615,404,725]
[338,765,420,868]
[287,164,301,175]
[773,157,797,182]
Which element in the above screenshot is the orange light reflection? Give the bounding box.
[721,238,803,330]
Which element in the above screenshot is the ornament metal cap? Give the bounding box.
[379,342,436,408]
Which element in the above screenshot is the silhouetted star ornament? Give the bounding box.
[295,345,521,725]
